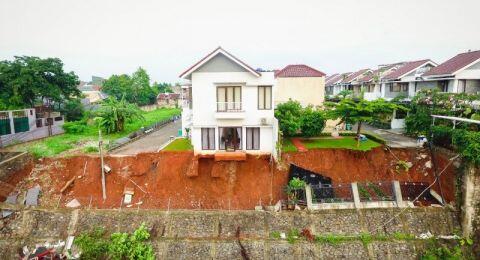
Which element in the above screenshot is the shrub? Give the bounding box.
[431,125,454,148]
[453,130,480,166]
[300,106,326,137]
[275,100,303,137]
[60,99,85,121]
[62,121,87,134]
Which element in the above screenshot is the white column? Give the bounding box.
[351,182,361,208]
[392,181,405,208]
[305,184,313,210]
[8,111,15,134]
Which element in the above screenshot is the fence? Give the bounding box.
[107,115,180,152]
[303,180,436,210]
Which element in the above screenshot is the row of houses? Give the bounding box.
[325,50,480,101]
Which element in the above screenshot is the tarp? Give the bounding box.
[288,164,332,186]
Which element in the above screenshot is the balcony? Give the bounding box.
[215,102,245,119]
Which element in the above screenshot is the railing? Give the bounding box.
[216,102,242,112]
[310,183,354,203]
[357,181,395,202]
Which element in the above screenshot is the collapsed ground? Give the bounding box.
[3,145,458,210]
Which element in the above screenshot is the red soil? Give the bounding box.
[8,147,458,209]
[291,138,308,152]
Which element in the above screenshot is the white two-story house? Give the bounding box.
[179,47,277,155]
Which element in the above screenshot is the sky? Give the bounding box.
[1,0,480,83]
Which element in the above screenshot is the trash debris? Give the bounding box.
[66,199,81,208]
[104,165,112,174]
[425,161,432,169]
[254,205,263,211]
[274,200,282,212]
[2,193,18,218]
[418,232,433,239]
[25,185,41,206]
[280,232,286,239]
[65,236,75,251]
[123,187,134,204]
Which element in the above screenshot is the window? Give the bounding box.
[201,128,215,150]
[258,86,272,110]
[438,81,448,92]
[217,86,241,111]
[246,127,260,150]
[389,83,408,92]
[458,80,466,93]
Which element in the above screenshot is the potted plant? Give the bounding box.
[285,177,306,210]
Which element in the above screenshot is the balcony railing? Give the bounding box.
[217,102,242,112]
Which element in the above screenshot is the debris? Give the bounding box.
[418,232,433,239]
[104,165,112,174]
[25,185,41,206]
[128,179,147,194]
[66,199,81,208]
[280,232,286,239]
[65,236,75,251]
[274,200,282,212]
[135,201,143,205]
[294,204,301,210]
[60,176,76,193]
[2,193,18,218]
[254,205,263,211]
[123,187,134,204]
[425,161,432,169]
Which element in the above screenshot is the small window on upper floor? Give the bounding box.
[258,86,272,110]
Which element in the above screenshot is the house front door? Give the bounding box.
[219,127,242,151]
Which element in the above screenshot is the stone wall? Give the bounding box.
[0,207,459,259]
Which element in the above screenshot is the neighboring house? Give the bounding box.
[274,64,326,107]
[339,69,371,97]
[326,72,352,96]
[78,77,108,106]
[422,50,480,94]
[359,63,402,101]
[380,59,437,100]
[179,47,277,155]
[156,93,180,108]
[0,108,64,147]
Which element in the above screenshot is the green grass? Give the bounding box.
[301,136,381,151]
[162,138,193,151]
[13,108,180,158]
[282,138,298,152]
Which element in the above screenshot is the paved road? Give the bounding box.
[111,120,182,155]
[357,124,419,148]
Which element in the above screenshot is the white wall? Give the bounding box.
[188,71,276,154]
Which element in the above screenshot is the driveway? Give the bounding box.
[357,124,419,148]
[110,120,182,155]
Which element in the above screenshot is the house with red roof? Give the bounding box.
[179,47,278,156]
[380,59,437,100]
[422,50,480,94]
[325,72,352,96]
[274,64,326,106]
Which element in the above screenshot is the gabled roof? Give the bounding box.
[341,69,370,83]
[179,47,261,79]
[423,50,480,77]
[275,64,326,78]
[383,59,435,80]
[358,69,378,83]
[326,72,351,86]
[325,73,339,82]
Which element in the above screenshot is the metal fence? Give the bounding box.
[400,181,439,204]
[357,181,395,202]
[310,183,354,203]
[107,115,180,151]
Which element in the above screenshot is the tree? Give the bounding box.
[326,98,405,146]
[275,99,303,137]
[152,82,173,94]
[131,67,156,106]
[60,99,84,121]
[0,56,80,109]
[300,106,326,137]
[102,74,133,102]
[95,97,144,133]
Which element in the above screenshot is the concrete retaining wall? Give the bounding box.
[0,207,459,259]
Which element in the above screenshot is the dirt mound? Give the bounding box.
[7,147,458,209]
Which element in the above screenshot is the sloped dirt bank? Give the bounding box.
[8,147,458,209]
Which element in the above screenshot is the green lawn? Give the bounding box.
[302,136,381,151]
[282,138,298,152]
[11,108,181,158]
[162,138,193,151]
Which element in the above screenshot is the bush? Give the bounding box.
[275,100,303,137]
[60,99,85,121]
[405,105,432,136]
[453,129,480,166]
[431,125,454,148]
[300,106,326,137]
[62,121,87,134]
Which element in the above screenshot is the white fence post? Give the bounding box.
[393,181,405,208]
[351,182,361,209]
[305,184,313,210]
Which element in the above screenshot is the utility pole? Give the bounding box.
[99,129,106,200]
